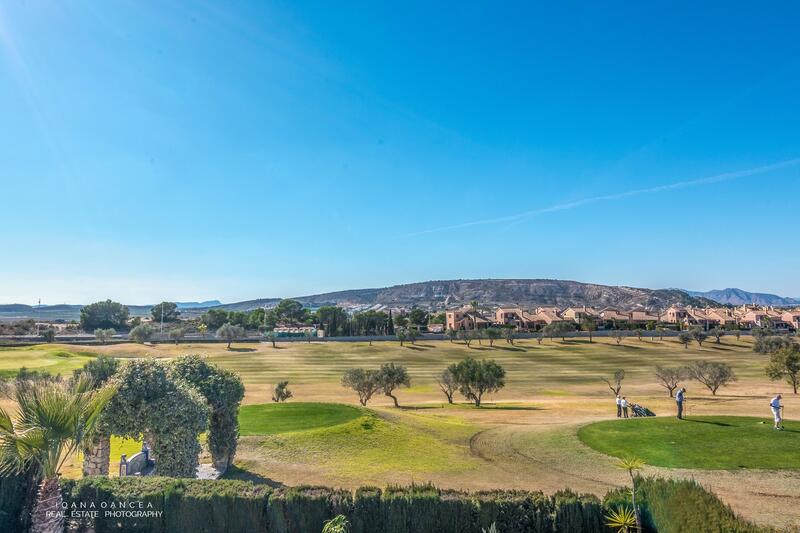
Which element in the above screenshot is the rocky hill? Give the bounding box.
[279,279,715,310]
[683,288,799,307]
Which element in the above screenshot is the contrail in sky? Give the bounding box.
[406,158,800,237]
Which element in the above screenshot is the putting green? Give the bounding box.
[238,402,362,436]
[578,416,800,470]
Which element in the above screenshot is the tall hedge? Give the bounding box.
[603,477,773,533]
[0,468,38,533]
[61,478,603,533]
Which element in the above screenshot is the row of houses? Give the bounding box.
[445,305,800,332]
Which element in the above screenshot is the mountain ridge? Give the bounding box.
[683,288,800,306]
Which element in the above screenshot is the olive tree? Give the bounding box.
[602,369,625,396]
[687,360,736,395]
[677,331,692,348]
[451,357,506,407]
[435,367,457,404]
[377,362,410,407]
[710,327,725,344]
[689,327,708,347]
[485,328,501,347]
[94,328,116,345]
[129,323,154,343]
[168,327,186,344]
[766,346,800,394]
[341,368,381,406]
[503,328,515,345]
[216,322,245,350]
[654,365,687,397]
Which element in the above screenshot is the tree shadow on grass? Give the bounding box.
[403,345,429,351]
[228,347,258,353]
[222,465,285,488]
[494,346,526,352]
[684,418,734,427]
[398,405,444,411]
[476,403,543,411]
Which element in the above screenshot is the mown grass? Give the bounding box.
[238,402,362,436]
[0,337,766,400]
[238,403,480,478]
[0,345,97,377]
[578,416,800,469]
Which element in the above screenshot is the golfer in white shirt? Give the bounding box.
[770,394,783,430]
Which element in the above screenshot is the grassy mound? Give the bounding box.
[238,402,362,436]
[578,416,800,469]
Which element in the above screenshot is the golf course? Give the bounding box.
[1,336,798,530]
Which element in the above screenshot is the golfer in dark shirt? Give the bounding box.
[676,388,686,419]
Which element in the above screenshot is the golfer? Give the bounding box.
[676,387,686,420]
[770,394,784,430]
[620,396,629,418]
[616,395,622,418]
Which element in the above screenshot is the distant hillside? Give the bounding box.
[684,288,800,307]
[0,280,723,322]
[212,279,716,311]
[0,300,222,321]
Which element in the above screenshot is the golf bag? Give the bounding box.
[631,403,655,417]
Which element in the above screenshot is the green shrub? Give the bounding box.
[604,477,772,533]
[0,468,38,533]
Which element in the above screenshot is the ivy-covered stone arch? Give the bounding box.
[86,359,210,478]
[169,355,245,472]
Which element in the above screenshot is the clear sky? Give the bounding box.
[1,1,799,304]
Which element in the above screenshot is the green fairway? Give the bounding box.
[578,416,800,470]
[238,402,362,436]
[0,345,97,377]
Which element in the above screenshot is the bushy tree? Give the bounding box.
[341,368,381,406]
[689,327,708,347]
[503,327,515,345]
[73,355,120,388]
[654,365,687,397]
[435,367,457,403]
[41,328,56,343]
[710,327,725,344]
[377,363,410,407]
[216,323,245,349]
[754,335,794,354]
[272,381,293,402]
[151,301,180,323]
[94,328,116,344]
[450,357,505,406]
[687,360,736,395]
[766,346,800,394]
[485,328,501,347]
[447,328,458,343]
[129,323,154,343]
[168,327,186,344]
[458,329,474,347]
[80,300,130,331]
[170,355,245,472]
[396,329,407,346]
[677,331,692,348]
[580,316,597,342]
[407,308,428,326]
[611,331,626,345]
[406,328,421,344]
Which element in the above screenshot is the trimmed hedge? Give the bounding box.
[604,477,773,533]
[60,478,603,533]
[0,475,769,533]
[0,467,38,533]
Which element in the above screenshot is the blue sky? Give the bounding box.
[1,1,799,304]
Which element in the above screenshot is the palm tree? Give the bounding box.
[615,457,645,532]
[0,377,116,533]
[605,506,637,533]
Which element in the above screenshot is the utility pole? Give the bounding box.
[160,302,165,334]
